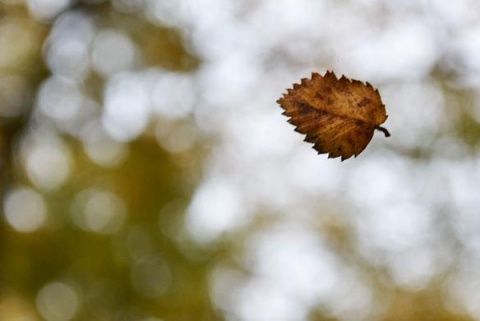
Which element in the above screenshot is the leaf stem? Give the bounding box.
[375,126,390,137]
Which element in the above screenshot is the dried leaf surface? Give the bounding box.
[277,71,390,161]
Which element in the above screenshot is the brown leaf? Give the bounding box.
[277,71,390,161]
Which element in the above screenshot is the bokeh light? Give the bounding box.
[91,30,137,77]
[20,131,72,191]
[28,0,72,21]
[102,72,151,141]
[36,282,79,321]
[70,188,126,234]
[3,187,47,233]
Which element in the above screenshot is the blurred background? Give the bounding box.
[1,0,480,320]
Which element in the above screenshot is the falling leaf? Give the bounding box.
[277,71,390,161]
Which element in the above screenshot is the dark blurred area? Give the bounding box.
[1,1,480,321]
[0,1,214,321]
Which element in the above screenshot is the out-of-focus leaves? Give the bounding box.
[0,2,218,321]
